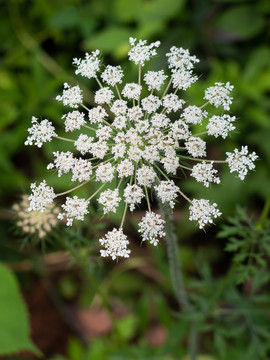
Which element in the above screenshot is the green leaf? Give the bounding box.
[0,264,40,356]
[216,5,264,39]
[84,27,130,56]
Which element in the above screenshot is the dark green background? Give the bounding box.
[1,0,269,213]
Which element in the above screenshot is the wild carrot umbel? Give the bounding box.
[25,38,258,259]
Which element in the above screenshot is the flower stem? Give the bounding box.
[55,136,75,143]
[161,77,173,100]
[115,84,122,100]
[256,193,270,230]
[56,180,90,197]
[157,197,198,360]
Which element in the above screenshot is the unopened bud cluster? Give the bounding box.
[25,38,258,259]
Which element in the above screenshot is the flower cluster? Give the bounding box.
[25,37,258,260]
[13,195,60,239]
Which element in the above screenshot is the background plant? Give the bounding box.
[1,0,270,359]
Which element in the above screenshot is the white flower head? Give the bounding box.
[155,180,179,209]
[124,184,144,211]
[25,117,57,148]
[117,159,134,178]
[73,50,101,79]
[128,38,160,66]
[96,125,112,141]
[88,106,108,124]
[128,146,143,162]
[112,115,127,130]
[135,119,150,133]
[185,136,207,158]
[95,87,114,105]
[207,115,236,139]
[204,82,234,111]
[62,111,86,132]
[144,70,167,91]
[28,180,56,212]
[137,165,156,187]
[58,196,89,226]
[138,211,165,246]
[189,199,221,229]
[182,106,208,125]
[111,100,128,116]
[71,158,93,182]
[25,37,257,259]
[90,140,108,159]
[161,148,179,175]
[141,95,162,114]
[151,113,170,129]
[171,69,198,90]
[99,228,130,260]
[127,106,144,121]
[191,162,220,187]
[122,83,142,100]
[98,189,121,214]
[96,162,115,183]
[47,151,74,176]
[101,65,124,86]
[143,145,160,163]
[162,94,185,113]
[74,134,94,155]
[56,83,83,108]
[170,120,190,141]
[226,146,258,180]
[166,46,199,70]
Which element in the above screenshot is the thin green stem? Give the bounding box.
[153,163,170,181]
[95,76,103,89]
[83,124,97,131]
[55,136,75,143]
[179,155,226,164]
[178,189,192,204]
[161,77,173,101]
[256,193,270,230]
[117,177,124,189]
[193,131,208,137]
[115,84,122,100]
[156,197,197,360]
[81,103,90,111]
[179,164,192,171]
[138,64,141,106]
[200,101,209,109]
[56,180,90,197]
[92,157,114,170]
[144,186,151,212]
[120,202,128,229]
[87,182,107,201]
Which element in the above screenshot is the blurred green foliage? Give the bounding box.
[1,0,270,210]
[1,0,270,359]
[0,264,39,356]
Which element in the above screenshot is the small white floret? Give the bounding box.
[98,189,121,214]
[138,211,165,246]
[204,82,234,111]
[124,184,144,211]
[73,50,100,79]
[191,162,220,187]
[189,199,221,229]
[99,228,130,260]
[56,83,83,108]
[226,146,258,180]
[25,117,57,148]
[128,38,160,66]
[58,196,89,226]
[28,180,56,212]
[154,180,179,209]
